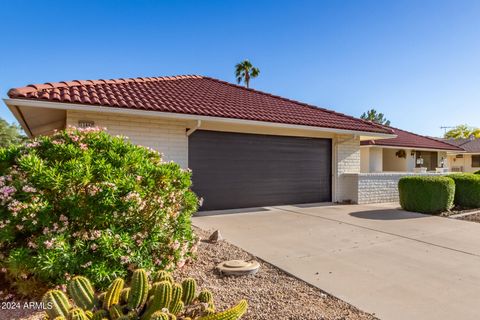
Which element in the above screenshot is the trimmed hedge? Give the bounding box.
[475,170,480,175]
[398,176,455,214]
[449,173,480,208]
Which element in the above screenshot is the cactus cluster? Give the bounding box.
[42,269,247,320]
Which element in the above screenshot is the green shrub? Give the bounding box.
[474,170,480,175]
[449,173,480,208]
[0,127,199,296]
[43,269,248,320]
[398,176,455,214]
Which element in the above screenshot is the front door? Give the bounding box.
[415,151,438,171]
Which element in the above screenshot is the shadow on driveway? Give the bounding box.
[194,206,270,217]
[350,209,428,220]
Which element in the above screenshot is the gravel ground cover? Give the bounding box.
[456,212,480,223]
[1,227,377,320]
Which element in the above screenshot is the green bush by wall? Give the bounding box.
[0,127,199,296]
[449,173,480,208]
[474,170,480,175]
[398,176,455,214]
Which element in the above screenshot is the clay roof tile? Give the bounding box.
[7,75,393,135]
[361,126,463,151]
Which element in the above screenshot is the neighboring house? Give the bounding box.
[4,75,395,210]
[360,126,462,173]
[441,138,480,173]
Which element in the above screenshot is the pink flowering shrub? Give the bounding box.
[0,127,199,295]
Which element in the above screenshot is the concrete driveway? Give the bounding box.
[193,203,480,320]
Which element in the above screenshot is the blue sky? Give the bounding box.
[1,0,479,136]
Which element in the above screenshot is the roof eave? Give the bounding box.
[360,143,464,152]
[5,101,34,138]
[4,98,397,139]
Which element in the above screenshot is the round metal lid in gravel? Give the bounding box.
[217,259,260,276]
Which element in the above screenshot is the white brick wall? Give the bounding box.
[66,110,189,168]
[335,134,360,202]
[343,172,447,204]
[336,134,360,174]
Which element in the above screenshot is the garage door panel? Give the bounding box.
[189,130,332,210]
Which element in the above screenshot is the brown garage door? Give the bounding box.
[188,130,332,211]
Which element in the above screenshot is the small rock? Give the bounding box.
[208,230,223,243]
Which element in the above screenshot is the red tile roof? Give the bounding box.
[361,126,463,151]
[439,138,480,153]
[7,75,393,135]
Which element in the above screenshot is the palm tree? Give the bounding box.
[235,60,260,88]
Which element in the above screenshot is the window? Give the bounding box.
[472,155,480,168]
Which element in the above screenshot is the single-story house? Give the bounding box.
[441,138,480,173]
[360,126,463,173]
[4,75,395,210]
[334,126,465,204]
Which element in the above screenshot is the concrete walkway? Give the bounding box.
[193,203,480,320]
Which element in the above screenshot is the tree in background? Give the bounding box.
[235,60,260,88]
[0,118,25,147]
[444,124,480,139]
[360,109,391,126]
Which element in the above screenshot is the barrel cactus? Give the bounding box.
[153,270,174,284]
[150,311,170,320]
[67,307,89,320]
[103,278,125,309]
[198,289,215,311]
[42,269,247,320]
[42,289,71,319]
[127,269,148,310]
[169,283,183,314]
[91,309,108,320]
[68,276,96,310]
[198,300,248,320]
[141,281,172,320]
[181,278,197,305]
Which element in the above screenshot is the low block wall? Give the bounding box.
[342,172,446,204]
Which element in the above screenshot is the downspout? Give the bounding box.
[186,120,202,136]
[332,136,338,203]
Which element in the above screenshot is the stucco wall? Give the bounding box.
[369,147,383,172]
[383,148,408,172]
[438,151,448,168]
[360,147,383,173]
[361,147,448,173]
[66,110,189,168]
[447,154,479,173]
[360,148,369,173]
[406,149,416,171]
